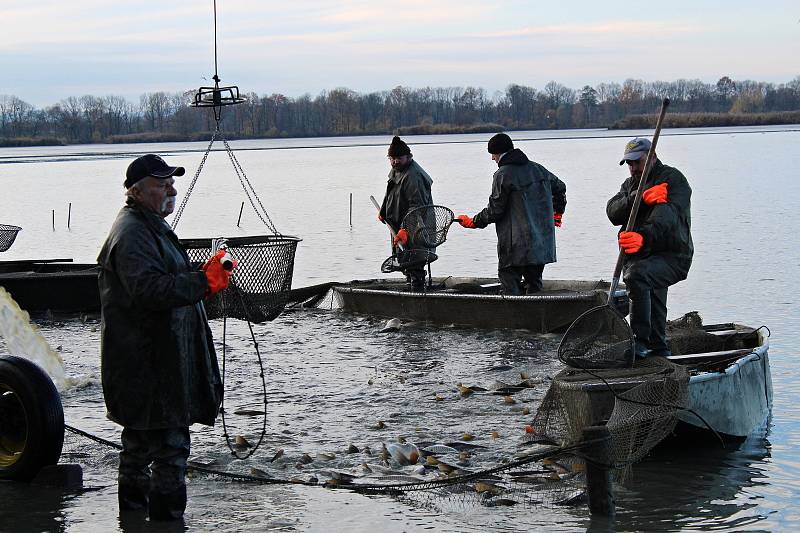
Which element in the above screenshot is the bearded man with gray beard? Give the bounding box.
[97,154,232,521]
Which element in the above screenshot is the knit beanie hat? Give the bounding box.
[487,133,514,154]
[388,136,411,157]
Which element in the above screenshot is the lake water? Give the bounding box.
[0,125,798,531]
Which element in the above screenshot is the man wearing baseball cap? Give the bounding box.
[607,138,694,359]
[97,154,233,520]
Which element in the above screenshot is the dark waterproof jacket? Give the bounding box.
[606,159,693,277]
[379,159,433,232]
[472,149,567,268]
[97,201,222,430]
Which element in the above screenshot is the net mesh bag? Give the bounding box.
[530,357,689,469]
[381,249,438,274]
[182,235,300,323]
[400,205,455,248]
[558,305,635,370]
[0,224,21,252]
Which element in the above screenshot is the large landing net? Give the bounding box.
[0,224,21,252]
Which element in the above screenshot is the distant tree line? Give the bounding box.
[1,76,799,146]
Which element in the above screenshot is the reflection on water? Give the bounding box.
[615,425,773,532]
[0,126,798,531]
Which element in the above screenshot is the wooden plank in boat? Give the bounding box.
[666,348,753,366]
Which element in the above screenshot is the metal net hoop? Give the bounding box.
[0,224,22,252]
[558,305,635,370]
[401,205,455,249]
[381,249,438,274]
[182,235,300,323]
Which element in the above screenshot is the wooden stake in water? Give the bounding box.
[349,193,353,228]
[67,202,72,230]
[52,209,55,231]
[236,201,244,227]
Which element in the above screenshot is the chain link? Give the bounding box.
[169,122,279,235]
[170,128,219,231]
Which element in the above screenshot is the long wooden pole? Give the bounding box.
[607,97,670,304]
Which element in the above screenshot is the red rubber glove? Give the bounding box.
[202,250,233,295]
[553,212,563,227]
[642,182,668,205]
[393,228,409,247]
[618,231,644,254]
[377,213,384,223]
[456,214,476,229]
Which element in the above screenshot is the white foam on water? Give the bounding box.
[0,286,68,390]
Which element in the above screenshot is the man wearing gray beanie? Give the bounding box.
[456,133,567,295]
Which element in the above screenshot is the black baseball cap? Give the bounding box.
[124,154,185,188]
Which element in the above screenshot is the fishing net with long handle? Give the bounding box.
[0,224,21,252]
[400,205,456,248]
[558,98,670,370]
[370,195,439,274]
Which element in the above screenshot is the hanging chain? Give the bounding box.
[170,128,219,231]
[169,125,279,234]
[221,133,279,234]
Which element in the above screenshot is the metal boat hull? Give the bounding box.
[678,330,772,438]
[333,278,627,333]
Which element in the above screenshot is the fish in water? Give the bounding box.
[316,451,336,461]
[474,481,505,495]
[385,442,420,465]
[421,444,460,456]
[444,441,487,451]
[234,435,252,449]
[555,490,587,506]
[269,448,284,463]
[459,383,488,395]
[233,409,264,416]
[485,498,519,507]
[379,318,402,333]
[249,467,270,479]
[299,453,314,464]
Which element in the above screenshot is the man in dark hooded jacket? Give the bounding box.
[379,136,434,291]
[457,133,566,295]
[97,154,232,520]
[607,137,693,358]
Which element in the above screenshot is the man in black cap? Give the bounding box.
[607,137,693,358]
[457,133,566,295]
[97,154,233,520]
[379,136,434,291]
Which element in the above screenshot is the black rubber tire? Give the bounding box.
[0,356,64,481]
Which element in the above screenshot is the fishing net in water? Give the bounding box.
[61,424,595,516]
[400,205,455,248]
[530,357,688,469]
[0,224,21,252]
[380,249,438,274]
[558,305,635,370]
[182,236,300,323]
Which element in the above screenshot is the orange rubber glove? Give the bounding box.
[393,228,409,247]
[642,182,668,205]
[553,212,563,227]
[618,231,644,254]
[202,250,233,295]
[377,213,384,223]
[456,214,476,229]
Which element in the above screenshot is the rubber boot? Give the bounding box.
[148,485,187,521]
[118,479,149,511]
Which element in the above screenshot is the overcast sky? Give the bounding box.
[3,0,798,107]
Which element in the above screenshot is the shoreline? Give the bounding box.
[2,112,799,148]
